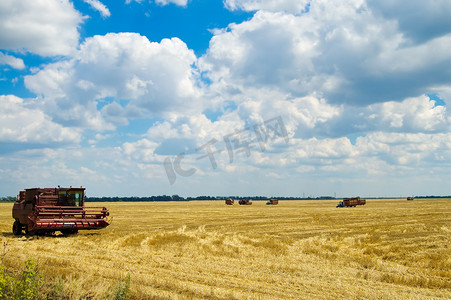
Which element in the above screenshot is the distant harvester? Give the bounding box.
[336,197,366,208]
[266,199,278,205]
[238,199,252,205]
[225,198,234,205]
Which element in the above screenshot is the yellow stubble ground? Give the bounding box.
[0,198,450,299]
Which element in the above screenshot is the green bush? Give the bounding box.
[114,274,131,300]
[16,259,43,299]
[0,259,42,299]
[0,260,130,299]
[0,264,14,298]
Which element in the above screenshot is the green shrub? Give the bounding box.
[114,274,131,300]
[0,260,131,299]
[0,265,15,298]
[0,259,42,299]
[15,259,43,299]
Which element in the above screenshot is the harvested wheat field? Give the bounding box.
[0,198,450,299]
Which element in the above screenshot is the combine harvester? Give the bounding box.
[12,186,110,235]
[238,199,252,205]
[225,198,234,205]
[266,199,278,205]
[336,197,366,208]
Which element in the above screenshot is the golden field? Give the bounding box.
[0,198,450,299]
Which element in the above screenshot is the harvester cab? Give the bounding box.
[13,186,110,236]
[58,187,84,206]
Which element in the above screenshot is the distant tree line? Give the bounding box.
[413,195,451,199]
[85,195,187,202]
[0,196,16,202]
[85,195,337,202]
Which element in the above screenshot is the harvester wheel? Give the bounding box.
[13,220,22,236]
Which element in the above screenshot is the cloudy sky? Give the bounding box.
[1,0,450,198]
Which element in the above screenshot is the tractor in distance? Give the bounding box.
[238,199,252,205]
[336,197,366,208]
[12,186,110,235]
[266,199,278,205]
[225,198,234,205]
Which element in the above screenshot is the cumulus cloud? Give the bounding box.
[83,0,110,18]
[138,112,244,157]
[129,91,449,174]
[315,96,451,139]
[367,0,451,44]
[355,132,451,167]
[369,96,449,132]
[0,95,81,145]
[123,138,159,162]
[0,0,83,56]
[201,1,451,105]
[0,52,25,70]
[24,33,202,130]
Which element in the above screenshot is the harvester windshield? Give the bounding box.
[58,189,84,206]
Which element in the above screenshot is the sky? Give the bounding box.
[0,0,450,198]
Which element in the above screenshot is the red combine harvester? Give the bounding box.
[238,199,252,205]
[336,197,366,208]
[225,198,234,205]
[12,186,110,235]
[266,199,278,205]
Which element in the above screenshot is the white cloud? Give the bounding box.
[0,0,83,56]
[367,0,451,44]
[331,96,450,137]
[83,0,111,18]
[140,113,244,156]
[23,58,113,131]
[224,0,310,13]
[356,132,451,167]
[0,95,81,144]
[372,96,449,132]
[155,0,188,6]
[126,0,188,6]
[288,95,450,141]
[0,52,25,70]
[302,137,356,159]
[201,1,451,105]
[123,138,159,162]
[24,33,202,130]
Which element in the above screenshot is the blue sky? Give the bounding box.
[77,1,253,55]
[1,0,450,197]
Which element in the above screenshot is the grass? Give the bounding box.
[0,198,450,299]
